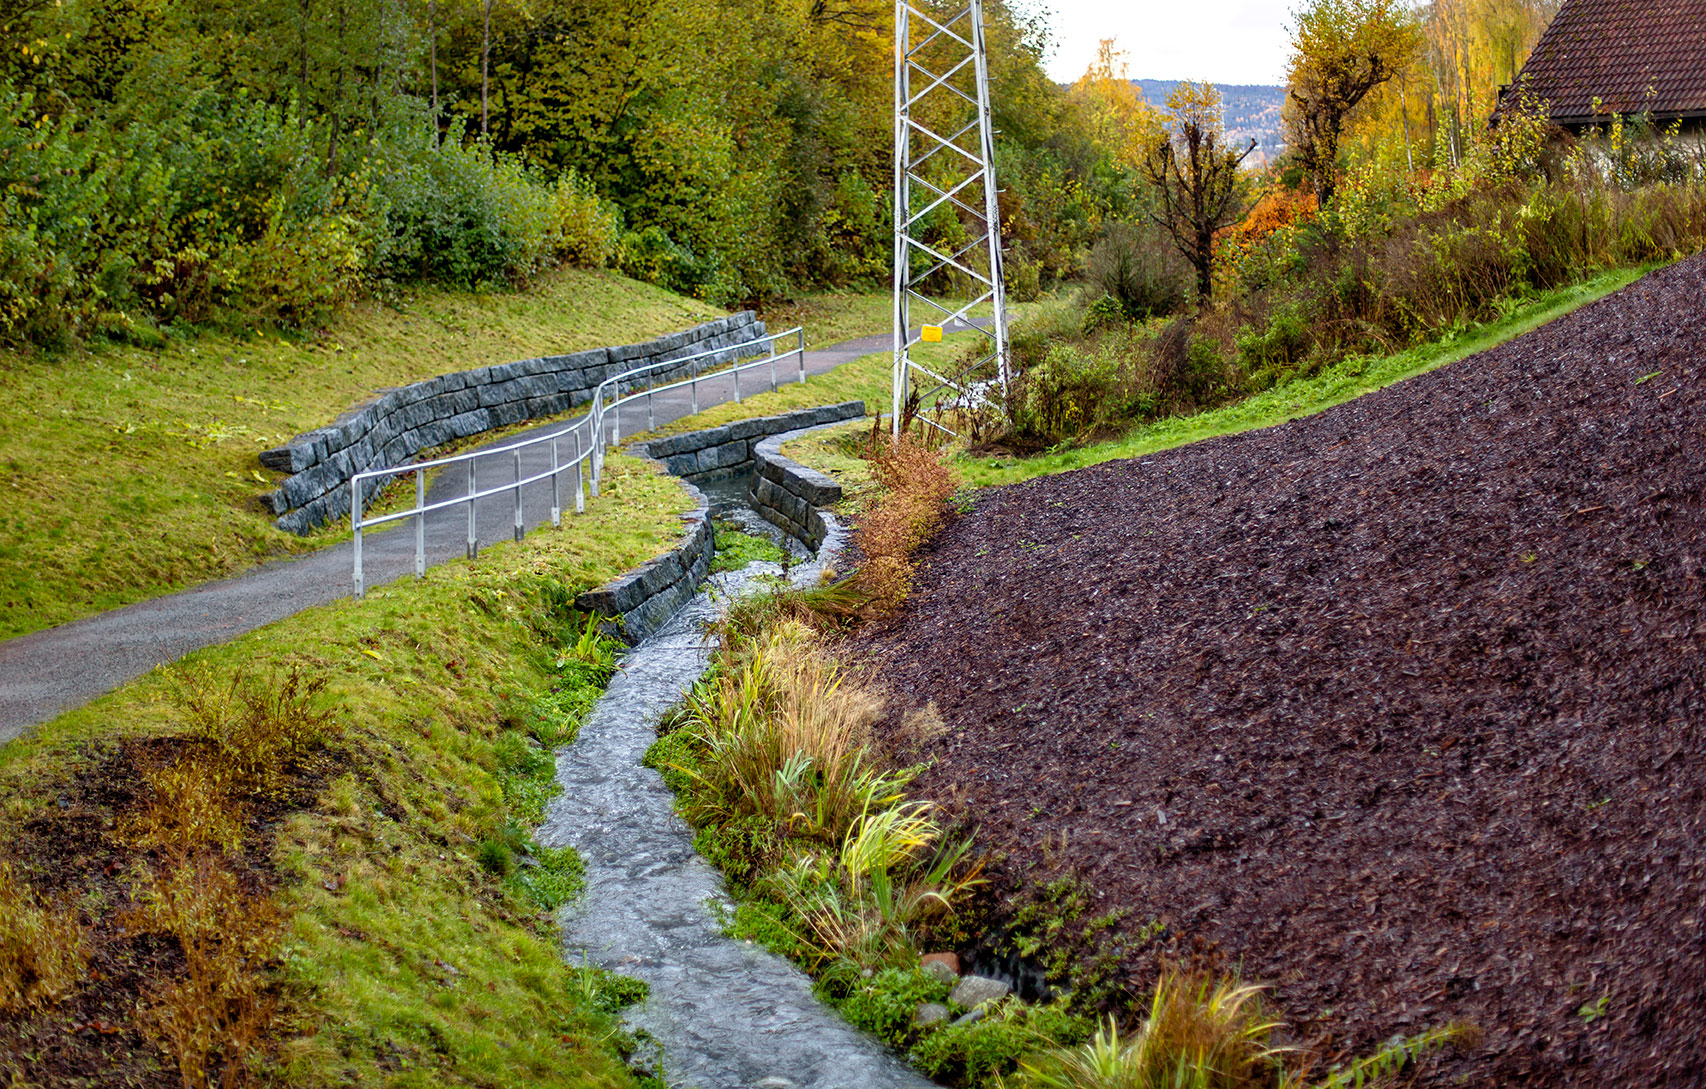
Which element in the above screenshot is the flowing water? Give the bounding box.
[541,504,934,1089]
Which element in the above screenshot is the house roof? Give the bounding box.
[1501,0,1706,124]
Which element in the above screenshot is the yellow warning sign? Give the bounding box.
[921,324,943,343]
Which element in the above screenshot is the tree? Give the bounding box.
[1284,0,1419,203]
[1141,81,1252,304]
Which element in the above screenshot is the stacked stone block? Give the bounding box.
[748,426,847,551]
[258,312,767,534]
[631,401,866,485]
[574,484,714,644]
[574,406,863,641]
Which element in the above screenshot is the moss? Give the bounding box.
[827,967,952,1047]
[710,523,786,574]
[907,997,1090,1088]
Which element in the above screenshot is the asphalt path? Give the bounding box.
[0,329,899,744]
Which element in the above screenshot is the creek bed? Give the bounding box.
[541,511,932,1089]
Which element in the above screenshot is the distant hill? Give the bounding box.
[1133,80,1288,164]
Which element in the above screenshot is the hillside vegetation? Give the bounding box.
[0,453,692,1088]
[0,0,1142,347]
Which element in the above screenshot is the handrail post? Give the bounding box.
[647,387,655,431]
[414,469,425,578]
[692,368,699,415]
[550,437,561,527]
[770,341,778,392]
[798,327,806,384]
[574,429,586,510]
[352,481,365,599]
[512,448,524,542]
[733,357,741,403]
[467,459,478,559]
[590,400,602,497]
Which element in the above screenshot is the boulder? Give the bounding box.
[948,974,1011,1008]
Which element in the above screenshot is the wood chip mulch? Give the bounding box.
[853,255,1706,1087]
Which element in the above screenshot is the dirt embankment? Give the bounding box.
[854,256,1706,1086]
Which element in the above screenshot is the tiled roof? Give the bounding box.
[1501,0,1706,123]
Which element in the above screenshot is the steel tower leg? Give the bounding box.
[892,0,1009,440]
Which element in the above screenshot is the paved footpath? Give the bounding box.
[0,330,898,745]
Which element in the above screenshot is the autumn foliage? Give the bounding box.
[854,435,959,615]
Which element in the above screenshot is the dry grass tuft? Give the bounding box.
[0,861,89,1015]
[124,857,280,1089]
[895,701,949,748]
[854,434,958,613]
[1019,971,1288,1089]
[681,620,895,846]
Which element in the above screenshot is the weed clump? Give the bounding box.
[0,862,89,1015]
[169,664,336,796]
[124,858,281,1089]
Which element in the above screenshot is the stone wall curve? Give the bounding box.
[258,312,767,534]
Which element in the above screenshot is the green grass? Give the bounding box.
[0,268,723,640]
[757,291,895,349]
[0,452,691,1087]
[954,268,1645,488]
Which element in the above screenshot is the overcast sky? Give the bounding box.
[1032,0,1295,86]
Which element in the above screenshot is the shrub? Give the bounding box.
[854,435,958,614]
[1012,343,1125,443]
[171,664,335,796]
[124,857,280,1088]
[1236,302,1314,391]
[0,863,88,1015]
[1086,222,1189,320]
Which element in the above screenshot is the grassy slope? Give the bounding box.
[0,453,689,1087]
[757,291,894,349]
[958,268,1646,487]
[0,269,721,640]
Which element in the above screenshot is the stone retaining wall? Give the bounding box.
[574,408,863,642]
[630,401,865,483]
[748,425,848,551]
[259,312,767,534]
[573,482,714,644]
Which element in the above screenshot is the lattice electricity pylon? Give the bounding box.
[892,0,1009,439]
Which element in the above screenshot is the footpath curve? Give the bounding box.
[0,329,894,745]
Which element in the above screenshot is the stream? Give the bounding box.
[541,477,935,1089]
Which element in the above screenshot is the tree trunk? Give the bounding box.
[481,0,493,137]
[429,0,439,144]
[327,0,347,174]
[1400,73,1414,173]
[297,0,311,131]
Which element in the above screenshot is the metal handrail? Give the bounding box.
[350,325,809,597]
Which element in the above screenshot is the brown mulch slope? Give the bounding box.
[854,256,1706,1087]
